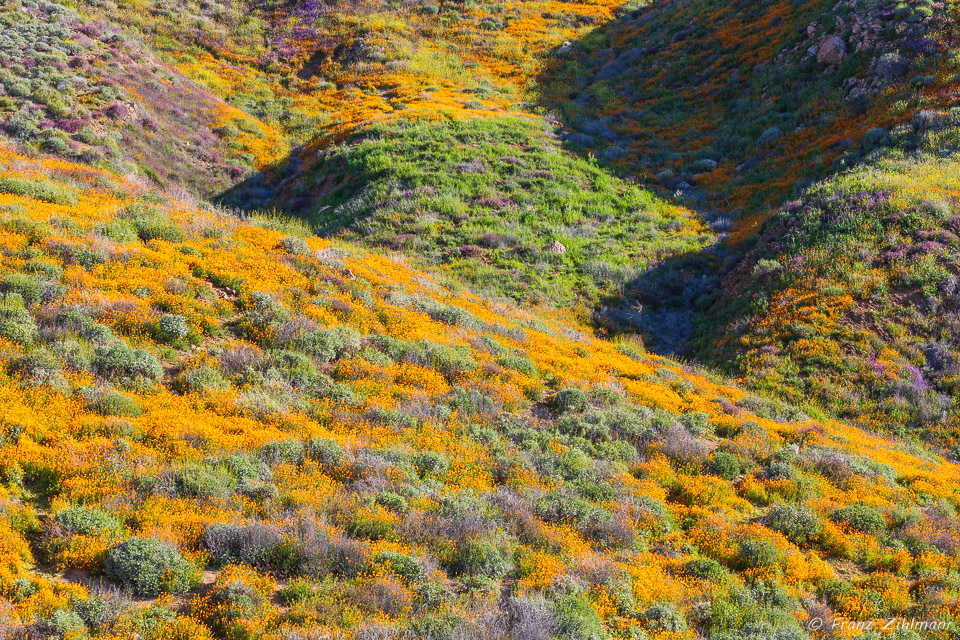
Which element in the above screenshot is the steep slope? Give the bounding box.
[2,143,960,639]
[700,107,960,446]
[0,0,287,195]
[539,0,958,216]
[60,0,713,309]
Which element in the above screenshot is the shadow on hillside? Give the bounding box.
[214,0,944,355]
[531,0,951,353]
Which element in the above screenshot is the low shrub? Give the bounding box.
[0,295,38,345]
[0,176,77,205]
[50,506,121,538]
[830,505,886,533]
[375,551,425,584]
[104,537,198,596]
[735,538,784,571]
[551,388,589,414]
[1,273,42,305]
[306,437,345,470]
[204,523,301,574]
[707,451,741,480]
[84,388,143,417]
[171,463,237,498]
[680,557,726,583]
[446,537,511,579]
[92,343,162,382]
[260,439,305,466]
[765,503,822,545]
[155,314,189,342]
[412,451,449,477]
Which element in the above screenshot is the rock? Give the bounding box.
[547,241,566,254]
[817,36,847,66]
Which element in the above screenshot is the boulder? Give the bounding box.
[817,36,847,66]
[547,241,566,254]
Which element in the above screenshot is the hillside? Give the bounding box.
[0,0,287,196]
[539,0,959,216]
[698,108,960,446]
[1,0,960,638]
[1,137,960,640]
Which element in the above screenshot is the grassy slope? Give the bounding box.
[67,0,713,310]
[700,109,960,445]
[249,116,709,308]
[2,139,960,639]
[0,0,287,196]
[538,0,960,216]
[532,0,960,442]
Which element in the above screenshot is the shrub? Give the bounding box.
[328,537,372,578]
[735,538,785,571]
[707,451,741,480]
[155,314,189,342]
[375,491,409,513]
[92,343,162,382]
[680,411,712,436]
[830,505,886,533]
[0,176,77,205]
[551,388,589,414]
[642,602,687,633]
[171,463,237,498]
[217,454,270,485]
[85,388,143,417]
[550,591,608,640]
[9,348,61,385]
[765,503,822,545]
[508,595,557,640]
[260,439,304,466]
[280,236,311,255]
[680,557,726,583]
[204,523,301,574]
[174,365,229,394]
[349,576,412,616]
[306,437,345,470]
[0,295,37,345]
[1,273,41,305]
[51,506,121,537]
[346,507,394,541]
[375,551,425,584]
[101,219,138,242]
[303,326,361,362]
[446,537,511,579]
[104,537,198,596]
[133,216,186,243]
[535,491,594,525]
[496,354,538,376]
[412,451,449,477]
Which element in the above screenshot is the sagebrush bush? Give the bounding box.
[0,295,37,345]
[51,506,121,537]
[831,505,886,533]
[171,463,237,498]
[92,343,162,382]
[104,537,198,596]
[306,437,345,470]
[446,537,511,579]
[204,523,301,574]
[765,503,822,545]
[551,388,589,414]
[84,388,143,417]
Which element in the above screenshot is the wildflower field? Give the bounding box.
[1,0,960,638]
